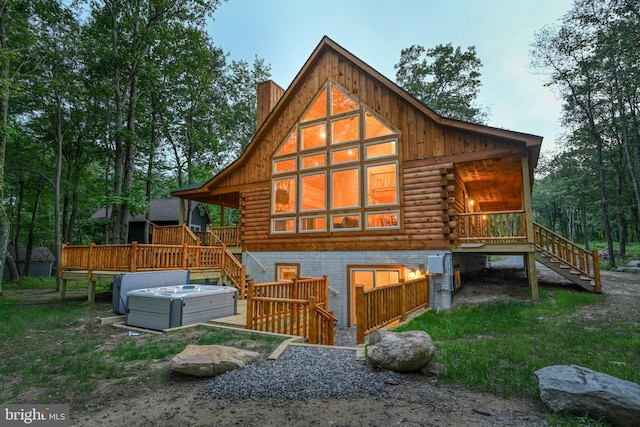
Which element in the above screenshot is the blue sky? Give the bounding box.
[207,0,572,152]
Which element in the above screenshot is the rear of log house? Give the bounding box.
[172,36,543,327]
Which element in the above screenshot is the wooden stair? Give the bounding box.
[534,252,595,292]
[533,222,601,293]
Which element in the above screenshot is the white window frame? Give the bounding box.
[300,122,327,151]
[271,217,296,234]
[300,152,326,170]
[299,171,326,213]
[330,213,361,231]
[299,215,327,233]
[365,161,399,208]
[330,114,360,145]
[330,166,361,210]
[330,145,360,166]
[272,156,298,175]
[364,139,398,160]
[365,210,401,230]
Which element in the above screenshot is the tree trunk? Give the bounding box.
[0,5,10,291]
[24,186,42,277]
[53,89,63,291]
[110,6,125,244]
[4,251,18,282]
[582,209,589,250]
[596,134,616,265]
[13,178,24,273]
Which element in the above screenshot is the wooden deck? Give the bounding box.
[208,299,247,328]
[60,269,224,302]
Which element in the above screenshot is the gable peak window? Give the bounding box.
[271,83,400,234]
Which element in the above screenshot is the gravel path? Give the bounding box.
[208,345,414,401]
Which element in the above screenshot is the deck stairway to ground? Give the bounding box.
[533,222,601,293]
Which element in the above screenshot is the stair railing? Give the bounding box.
[533,222,601,292]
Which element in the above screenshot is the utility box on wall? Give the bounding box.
[427,255,445,274]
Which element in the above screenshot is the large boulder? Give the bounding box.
[170,344,262,377]
[535,365,640,427]
[366,330,436,373]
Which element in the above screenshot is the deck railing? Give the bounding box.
[355,277,429,345]
[152,224,201,246]
[60,242,246,297]
[250,276,329,306]
[245,277,336,345]
[456,211,527,243]
[151,224,240,247]
[195,226,240,247]
[533,222,601,292]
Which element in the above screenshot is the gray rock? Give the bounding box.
[626,260,640,267]
[170,344,262,377]
[535,365,640,427]
[366,330,436,372]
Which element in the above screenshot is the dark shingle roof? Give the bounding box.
[7,246,55,262]
[90,198,198,223]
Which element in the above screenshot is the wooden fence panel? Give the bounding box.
[356,277,429,344]
[245,278,336,344]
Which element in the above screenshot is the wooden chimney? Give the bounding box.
[256,80,285,130]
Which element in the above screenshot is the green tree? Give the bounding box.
[394,43,487,124]
[80,0,223,243]
[0,0,40,287]
[531,0,640,265]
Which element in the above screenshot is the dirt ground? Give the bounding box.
[25,264,640,426]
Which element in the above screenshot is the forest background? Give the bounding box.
[1,0,638,289]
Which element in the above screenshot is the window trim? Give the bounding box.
[330,114,360,145]
[299,215,327,233]
[301,87,328,123]
[330,83,359,116]
[299,171,327,213]
[364,139,398,161]
[272,156,298,175]
[272,176,297,214]
[330,213,361,232]
[275,262,300,281]
[330,166,361,210]
[271,217,296,234]
[365,210,401,230]
[300,122,327,151]
[330,145,360,166]
[365,161,399,208]
[300,152,326,170]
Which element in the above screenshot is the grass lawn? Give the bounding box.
[0,278,284,407]
[395,287,640,426]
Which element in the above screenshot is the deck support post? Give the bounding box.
[178,198,185,225]
[59,278,67,299]
[525,252,539,301]
[88,280,96,303]
[521,154,539,301]
[355,285,365,345]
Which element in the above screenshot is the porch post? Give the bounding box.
[220,205,225,227]
[178,197,185,225]
[521,154,539,301]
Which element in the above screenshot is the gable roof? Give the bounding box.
[8,246,55,262]
[172,36,542,202]
[90,198,199,223]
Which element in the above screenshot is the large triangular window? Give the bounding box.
[271,83,400,234]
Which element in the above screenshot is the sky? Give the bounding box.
[207,0,573,152]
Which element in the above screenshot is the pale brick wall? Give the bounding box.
[243,250,454,326]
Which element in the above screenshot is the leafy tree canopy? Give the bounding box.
[394,43,487,124]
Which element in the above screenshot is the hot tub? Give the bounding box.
[126,285,238,330]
